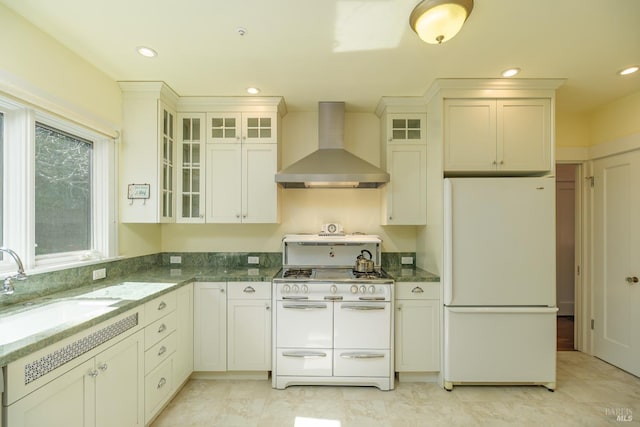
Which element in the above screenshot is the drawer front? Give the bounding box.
[145,357,173,423]
[276,349,333,376]
[395,282,440,300]
[334,349,391,377]
[145,332,177,374]
[227,281,271,299]
[144,292,177,325]
[145,311,177,350]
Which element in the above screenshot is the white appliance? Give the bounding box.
[272,232,395,390]
[443,178,558,391]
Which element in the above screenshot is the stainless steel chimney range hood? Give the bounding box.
[275,102,390,188]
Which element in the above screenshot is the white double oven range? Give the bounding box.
[272,232,395,391]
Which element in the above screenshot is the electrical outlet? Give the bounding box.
[170,256,182,264]
[401,256,414,265]
[92,268,106,280]
[248,256,259,264]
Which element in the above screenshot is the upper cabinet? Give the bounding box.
[444,98,551,173]
[177,97,286,224]
[120,82,178,223]
[376,99,427,225]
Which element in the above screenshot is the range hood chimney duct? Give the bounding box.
[275,102,390,188]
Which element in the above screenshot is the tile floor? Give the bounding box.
[151,352,640,426]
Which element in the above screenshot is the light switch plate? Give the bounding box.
[248,256,259,264]
[92,268,106,280]
[170,256,182,264]
[401,256,413,265]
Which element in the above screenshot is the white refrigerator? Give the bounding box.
[443,177,558,391]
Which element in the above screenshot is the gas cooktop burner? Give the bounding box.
[283,268,313,278]
[351,270,388,280]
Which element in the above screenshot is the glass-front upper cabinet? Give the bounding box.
[177,113,205,223]
[206,112,277,144]
[387,114,426,144]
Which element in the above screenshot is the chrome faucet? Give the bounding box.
[1,247,27,295]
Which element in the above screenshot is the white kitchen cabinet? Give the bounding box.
[5,329,144,427]
[193,282,227,371]
[376,102,427,225]
[174,283,194,385]
[119,82,178,223]
[444,98,551,173]
[177,113,206,223]
[227,281,271,371]
[395,282,440,374]
[206,112,277,144]
[206,143,279,223]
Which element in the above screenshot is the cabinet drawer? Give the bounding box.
[276,349,332,376]
[145,292,177,325]
[145,332,177,374]
[334,349,391,377]
[227,281,271,299]
[395,282,440,300]
[145,311,177,350]
[145,357,173,423]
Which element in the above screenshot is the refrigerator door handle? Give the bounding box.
[447,307,559,314]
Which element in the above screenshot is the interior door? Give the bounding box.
[593,150,640,376]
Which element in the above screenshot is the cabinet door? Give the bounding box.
[382,144,426,225]
[444,99,497,172]
[206,144,242,223]
[497,99,551,172]
[227,298,271,371]
[193,282,227,371]
[177,113,206,223]
[395,299,440,372]
[242,112,277,144]
[387,114,426,144]
[174,283,194,385]
[206,113,241,143]
[159,101,177,222]
[5,358,95,427]
[243,143,279,223]
[95,330,144,427]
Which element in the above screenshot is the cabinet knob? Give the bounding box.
[389,216,393,220]
[236,214,241,218]
[158,346,167,356]
[266,304,271,311]
[88,369,99,378]
[397,305,402,311]
[492,160,497,165]
[157,377,167,389]
[97,363,108,372]
[220,288,225,293]
[626,276,639,284]
[157,301,167,311]
[158,323,167,333]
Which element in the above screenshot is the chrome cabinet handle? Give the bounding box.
[243,286,256,293]
[97,363,108,372]
[282,351,327,358]
[626,276,639,284]
[411,286,424,293]
[158,323,167,333]
[157,377,167,389]
[157,301,167,311]
[158,346,167,356]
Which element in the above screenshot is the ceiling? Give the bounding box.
[2,0,639,114]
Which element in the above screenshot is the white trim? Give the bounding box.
[588,131,640,160]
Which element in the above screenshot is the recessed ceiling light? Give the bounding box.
[501,68,520,78]
[618,66,639,76]
[136,46,157,58]
[247,87,260,94]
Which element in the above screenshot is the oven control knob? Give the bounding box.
[282,284,290,294]
[368,285,376,294]
[350,285,358,294]
[302,284,309,294]
[359,285,367,294]
[292,284,300,293]
[330,284,338,294]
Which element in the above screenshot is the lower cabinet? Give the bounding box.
[193,281,272,373]
[395,282,441,373]
[5,327,144,427]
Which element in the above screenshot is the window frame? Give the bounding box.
[1,97,117,274]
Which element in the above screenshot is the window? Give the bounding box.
[0,97,116,273]
[35,123,92,256]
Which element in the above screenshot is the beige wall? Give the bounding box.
[588,90,640,146]
[556,111,589,148]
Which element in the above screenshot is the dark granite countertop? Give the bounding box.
[384,267,440,282]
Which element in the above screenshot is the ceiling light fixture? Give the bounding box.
[247,87,260,94]
[501,68,521,78]
[136,46,157,58]
[618,66,639,76]
[409,0,474,44]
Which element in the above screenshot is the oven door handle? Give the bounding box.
[282,303,328,310]
[340,304,386,311]
[282,351,328,358]
[339,352,385,359]
[358,296,386,301]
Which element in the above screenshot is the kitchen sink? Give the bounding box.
[0,298,118,346]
